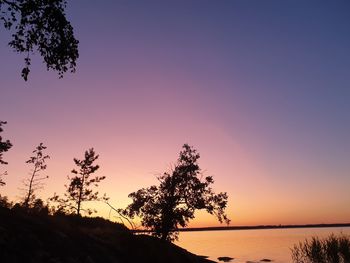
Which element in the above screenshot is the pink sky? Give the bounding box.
[0,1,349,227]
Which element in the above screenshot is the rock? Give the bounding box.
[218,256,234,262]
[260,259,272,262]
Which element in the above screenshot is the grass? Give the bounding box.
[291,233,350,263]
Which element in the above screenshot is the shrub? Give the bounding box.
[291,233,350,263]
[0,195,13,208]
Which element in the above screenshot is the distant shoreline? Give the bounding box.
[132,223,350,234]
[179,223,350,232]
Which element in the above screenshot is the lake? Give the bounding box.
[176,227,350,263]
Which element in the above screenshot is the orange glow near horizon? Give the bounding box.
[1,1,350,228]
[3,131,349,228]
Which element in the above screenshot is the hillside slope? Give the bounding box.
[0,207,214,263]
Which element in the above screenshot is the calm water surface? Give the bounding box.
[176,227,350,263]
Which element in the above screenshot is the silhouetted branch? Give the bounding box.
[0,0,79,80]
[105,201,136,230]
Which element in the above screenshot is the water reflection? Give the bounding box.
[176,227,350,263]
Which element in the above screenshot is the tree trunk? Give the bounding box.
[24,165,38,208]
[76,173,85,216]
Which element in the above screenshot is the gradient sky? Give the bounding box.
[0,0,349,227]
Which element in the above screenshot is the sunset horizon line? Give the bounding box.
[130,222,350,232]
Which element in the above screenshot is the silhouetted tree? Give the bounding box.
[124,144,230,241]
[0,0,79,80]
[29,198,49,215]
[22,143,49,208]
[0,194,13,208]
[0,121,12,186]
[54,148,106,216]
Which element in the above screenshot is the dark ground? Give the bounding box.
[0,206,214,263]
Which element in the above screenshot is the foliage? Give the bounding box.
[12,198,49,215]
[0,194,13,208]
[0,121,12,186]
[28,198,49,215]
[124,144,230,241]
[51,148,106,216]
[291,234,350,263]
[22,142,50,208]
[0,0,79,80]
[0,170,8,186]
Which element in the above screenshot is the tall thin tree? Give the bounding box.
[23,143,50,208]
[65,148,105,216]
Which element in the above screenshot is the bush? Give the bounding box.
[11,198,49,216]
[291,234,350,263]
[0,195,13,208]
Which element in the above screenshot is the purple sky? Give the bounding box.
[0,0,349,226]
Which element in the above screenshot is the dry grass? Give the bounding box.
[291,233,350,263]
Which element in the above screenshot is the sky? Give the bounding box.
[0,0,349,227]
